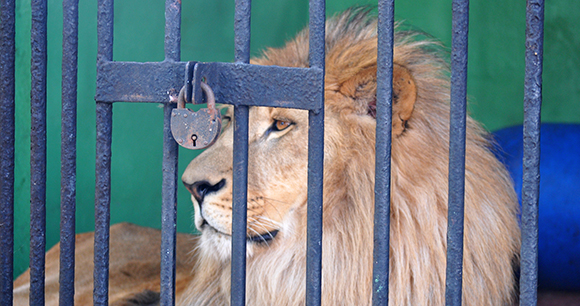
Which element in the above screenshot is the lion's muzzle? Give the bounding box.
[184,179,226,204]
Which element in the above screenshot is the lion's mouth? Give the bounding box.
[201,220,279,243]
[247,229,279,243]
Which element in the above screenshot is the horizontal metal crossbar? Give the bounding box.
[95,61,186,103]
[192,62,324,111]
[95,61,324,112]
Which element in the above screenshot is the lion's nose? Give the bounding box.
[184,179,226,204]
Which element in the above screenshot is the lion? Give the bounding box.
[13,8,520,306]
[178,8,520,306]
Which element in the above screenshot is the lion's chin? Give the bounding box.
[198,224,279,261]
[198,228,239,261]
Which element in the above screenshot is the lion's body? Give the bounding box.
[13,223,196,306]
[14,9,520,306]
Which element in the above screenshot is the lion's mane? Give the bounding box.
[179,8,520,306]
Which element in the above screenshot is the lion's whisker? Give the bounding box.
[247,215,283,231]
[247,226,271,246]
[258,197,288,220]
[254,216,283,228]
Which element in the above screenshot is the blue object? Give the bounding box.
[493,124,580,291]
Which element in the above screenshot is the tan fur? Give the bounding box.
[179,9,520,306]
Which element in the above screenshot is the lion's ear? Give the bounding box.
[338,63,417,136]
[390,64,417,135]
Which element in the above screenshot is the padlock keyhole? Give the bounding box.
[191,134,198,146]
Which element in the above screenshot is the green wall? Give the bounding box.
[12,0,580,278]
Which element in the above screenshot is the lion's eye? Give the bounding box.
[273,120,292,132]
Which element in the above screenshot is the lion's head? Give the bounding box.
[179,9,520,306]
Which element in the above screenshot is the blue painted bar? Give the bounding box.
[95,61,186,103]
[234,0,251,64]
[164,0,181,62]
[231,0,252,304]
[95,0,114,305]
[306,0,325,305]
[95,61,323,108]
[192,63,323,110]
[30,0,48,304]
[160,1,181,305]
[231,105,249,306]
[160,103,179,306]
[372,0,395,305]
[59,0,79,304]
[520,1,544,305]
[445,0,469,305]
[0,0,15,304]
[94,103,112,306]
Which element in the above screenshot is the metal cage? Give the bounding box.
[0,0,544,305]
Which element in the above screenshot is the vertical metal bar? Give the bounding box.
[94,103,113,306]
[519,1,544,305]
[372,0,395,305]
[234,0,251,64]
[160,1,181,305]
[30,0,48,304]
[95,0,114,305]
[445,0,469,305]
[97,0,114,64]
[231,105,249,306]
[306,1,325,305]
[231,1,251,305]
[164,0,181,62]
[60,0,79,304]
[0,0,15,304]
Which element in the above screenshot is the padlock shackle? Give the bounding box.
[177,86,187,109]
[177,81,216,110]
[200,82,219,121]
[200,82,216,109]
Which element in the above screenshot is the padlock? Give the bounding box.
[171,82,221,150]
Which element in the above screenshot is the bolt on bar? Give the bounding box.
[372,0,395,305]
[30,0,48,304]
[445,0,469,305]
[160,0,181,305]
[231,0,252,304]
[520,0,544,305]
[95,0,114,305]
[306,0,325,305]
[60,0,79,304]
[0,0,16,304]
